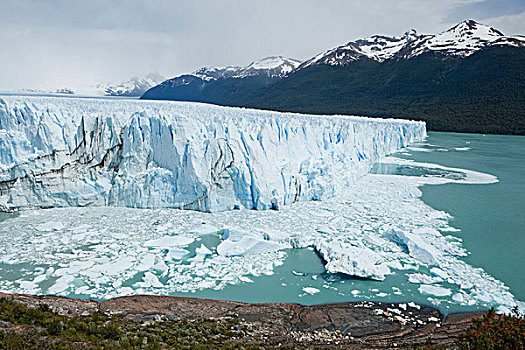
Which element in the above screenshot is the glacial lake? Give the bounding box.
[0,132,523,315]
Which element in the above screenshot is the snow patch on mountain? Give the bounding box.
[299,29,422,68]
[232,56,302,78]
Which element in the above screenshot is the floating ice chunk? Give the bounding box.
[430,267,449,279]
[119,287,134,295]
[383,228,441,265]
[188,244,213,262]
[32,274,46,284]
[136,254,156,271]
[70,224,91,233]
[152,260,169,275]
[195,244,212,256]
[315,240,391,280]
[440,227,461,232]
[136,272,163,288]
[191,225,220,235]
[302,287,320,295]
[217,236,284,257]
[408,273,444,284]
[48,275,74,294]
[36,221,65,232]
[86,256,135,276]
[418,284,452,297]
[165,248,190,261]
[221,227,249,240]
[34,267,45,274]
[239,276,254,283]
[75,286,91,295]
[144,236,194,247]
[17,280,39,293]
[452,293,465,303]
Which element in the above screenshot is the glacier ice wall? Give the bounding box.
[0,95,426,212]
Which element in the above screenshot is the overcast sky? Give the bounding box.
[1,0,524,91]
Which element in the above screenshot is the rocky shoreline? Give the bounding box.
[0,292,485,348]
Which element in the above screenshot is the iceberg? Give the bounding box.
[314,240,391,281]
[0,95,425,212]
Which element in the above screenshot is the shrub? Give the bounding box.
[457,306,524,350]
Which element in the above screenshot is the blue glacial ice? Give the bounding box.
[0,95,425,212]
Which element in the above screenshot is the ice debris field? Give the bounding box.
[0,95,523,314]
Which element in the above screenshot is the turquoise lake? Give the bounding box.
[160,132,525,314]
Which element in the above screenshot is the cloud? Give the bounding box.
[445,0,525,23]
[0,0,522,91]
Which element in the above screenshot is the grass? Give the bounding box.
[0,298,293,349]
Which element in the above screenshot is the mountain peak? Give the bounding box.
[395,20,511,59]
[443,19,504,39]
[247,56,299,69]
[403,29,419,42]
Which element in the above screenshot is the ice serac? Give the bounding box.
[0,95,426,212]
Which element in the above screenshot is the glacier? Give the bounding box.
[0,95,425,212]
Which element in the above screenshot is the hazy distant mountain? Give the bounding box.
[142,20,525,134]
[100,73,165,97]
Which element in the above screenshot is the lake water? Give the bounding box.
[409,133,525,300]
[0,132,523,315]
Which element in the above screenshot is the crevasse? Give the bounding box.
[0,95,426,212]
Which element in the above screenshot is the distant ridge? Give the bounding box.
[142,20,525,135]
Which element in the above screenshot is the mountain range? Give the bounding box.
[142,20,525,134]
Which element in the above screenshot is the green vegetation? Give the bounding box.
[0,298,289,349]
[239,46,525,135]
[457,307,524,350]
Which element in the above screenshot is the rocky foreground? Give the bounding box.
[0,292,484,349]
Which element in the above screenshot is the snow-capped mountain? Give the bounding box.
[396,20,523,59]
[167,56,300,86]
[299,20,524,68]
[141,56,301,102]
[100,72,165,97]
[192,66,241,81]
[299,29,421,69]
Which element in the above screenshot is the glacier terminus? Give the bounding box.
[0,95,425,212]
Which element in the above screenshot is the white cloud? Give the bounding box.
[0,0,522,91]
[483,12,525,35]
